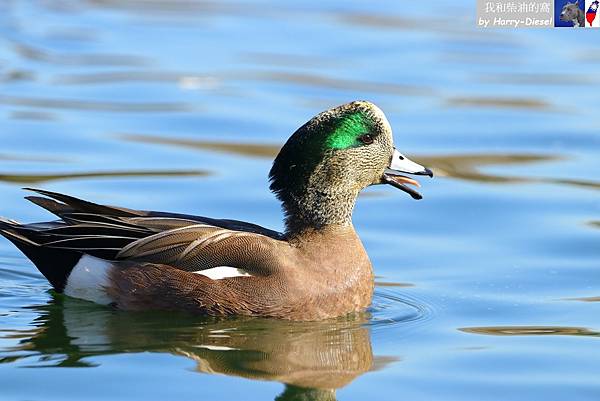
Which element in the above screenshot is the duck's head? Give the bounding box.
[270,101,432,234]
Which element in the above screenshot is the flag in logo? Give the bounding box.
[586,0,600,26]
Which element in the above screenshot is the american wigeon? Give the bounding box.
[0,101,432,321]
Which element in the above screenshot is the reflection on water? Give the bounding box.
[53,71,220,89]
[11,42,149,67]
[240,52,338,68]
[9,110,58,121]
[478,73,596,86]
[247,71,433,97]
[460,326,600,337]
[82,0,261,15]
[0,170,210,184]
[338,13,428,31]
[124,134,600,191]
[0,95,192,113]
[374,281,414,288]
[569,296,600,302]
[53,69,431,96]
[417,154,558,183]
[6,138,598,191]
[0,297,393,400]
[446,96,551,111]
[0,69,35,83]
[0,153,65,163]
[123,134,280,158]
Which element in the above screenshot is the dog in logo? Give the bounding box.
[560,1,585,27]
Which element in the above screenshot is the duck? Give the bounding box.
[0,101,432,321]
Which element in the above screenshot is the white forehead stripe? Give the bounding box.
[193,266,252,280]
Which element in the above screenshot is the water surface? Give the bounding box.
[1,1,599,400]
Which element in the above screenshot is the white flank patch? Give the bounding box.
[64,254,113,305]
[193,266,251,280]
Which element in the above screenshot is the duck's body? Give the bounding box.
[0,101,431,320]
[110,225,373,320]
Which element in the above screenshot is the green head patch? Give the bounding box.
[325,112,373,150]
[269,104,381,204]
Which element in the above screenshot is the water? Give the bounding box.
[0,1,599,400]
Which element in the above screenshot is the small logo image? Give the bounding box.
[555,0,585,27]
[585,0,600,26]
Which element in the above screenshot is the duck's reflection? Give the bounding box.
[3,296,393,400]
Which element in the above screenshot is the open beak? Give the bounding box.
[382,148,433,200]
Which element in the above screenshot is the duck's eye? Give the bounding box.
[358,134,374,145]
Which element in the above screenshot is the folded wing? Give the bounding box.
[7,188,284,275]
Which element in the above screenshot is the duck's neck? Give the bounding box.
[281,186,359,237]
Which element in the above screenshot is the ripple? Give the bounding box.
[478,73,597,86]
[424,154,600,191]
[0,95,192,113]
[8,110,58,121]
[337,13,427,31]
[369,289,432,328]
[446,96,552,111]
[0,153,66,163]
[0,263,43,281]
[419,153,561,184]
[84,0,249,14]
[374,281,414,288]
[248,71,434,97]
[0,69,35,83]
[122,135,600,192]
[0,170,210,184]
[439,51,522,66]
[53,71,220,90]
[11,42,149,67]
[567,296,600,302]
[122,133,280,158]
[43,28,99,43]
[549,178,600,191]
[240,52,339,68]
[460,326,600,337]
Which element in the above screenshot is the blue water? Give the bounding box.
[1,1,599,400]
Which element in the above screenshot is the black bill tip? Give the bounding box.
[407,189,423,200]
[382,174,423,200]
[414,167,434,178]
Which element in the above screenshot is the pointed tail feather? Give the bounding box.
[25,196,74,216]
[23,188,142,217]
[0,218,81,292]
